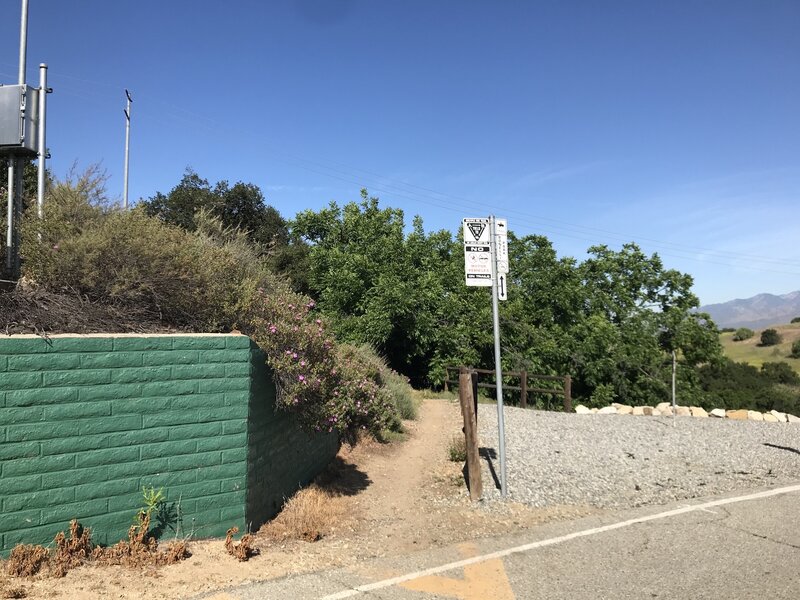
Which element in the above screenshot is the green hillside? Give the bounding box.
[721,322,800,372]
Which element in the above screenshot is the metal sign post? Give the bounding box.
[123,89,132,209]
[463,216,509,498]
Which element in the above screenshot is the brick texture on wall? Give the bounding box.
[0,334,338,554]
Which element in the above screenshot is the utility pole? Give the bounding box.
[4,0,29,278]
[123,89,132,209]
[37,63,50,221]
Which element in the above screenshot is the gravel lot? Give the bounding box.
[476,405,800,509]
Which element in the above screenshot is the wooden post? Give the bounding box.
[520,370,527,409]
[459,367,482,502]
[443,367,449,393]
[471,369,479,424]
[563,375,572,412]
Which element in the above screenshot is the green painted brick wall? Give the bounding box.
[0,334,338,554]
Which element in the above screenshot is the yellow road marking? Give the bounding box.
[399,543,515,599]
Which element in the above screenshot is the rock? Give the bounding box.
[787,413,800,424]
[651,408,662,416]
[726,409,749,420]
[632,406,645,416]
[656,402,671,413]
[575,404,592,415]
[690,406,708,418]
[747,410,764,421]
[590,408,598,414]
[763,413,779,423]
[770,410,787,422]
[642,406,655,416]
[660,406,673,417]
[597,406,617,415]
[616,404,633,415]
[710,408,727,418]
[675,406,691,417]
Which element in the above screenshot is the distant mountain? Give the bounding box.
[700,291,800,330]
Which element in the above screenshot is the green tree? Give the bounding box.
[732,327,755,341]
[760,328,782,346]
[761,362,800,385]
[293,191,455,384]
[141,168,309,291]
[791,339,800,359]
[576,243,721,405]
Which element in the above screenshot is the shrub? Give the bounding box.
[791,317,800,324]
[245,288,399,443]
[719,327,735,333]
[447,435,467,462]
[791,340,800,359]
[761,362,800,385]
[732,327,755,341]
[760,329,783,346]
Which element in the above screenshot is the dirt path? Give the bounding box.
[0,399,595,600]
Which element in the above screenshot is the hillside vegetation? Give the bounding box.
[8,165,797,416]
[721,322,800,372]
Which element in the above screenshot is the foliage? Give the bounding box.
[293,192,457,384]
[719,327,735,333]
[791,340,800,359]
[732,327,755,341]
[760,328,782,346]
[244,287,399,443]
[791,317,800,324]
[141,168,310,292]
[761,361,800,385]
[697,358,800,413]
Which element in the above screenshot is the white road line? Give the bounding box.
[321,483,800,600]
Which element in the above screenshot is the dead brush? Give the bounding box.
[5,544,50,578]
[224,527,256,562]
[93,511,188,567]
[52,520,93,578]
[259,485,346,543]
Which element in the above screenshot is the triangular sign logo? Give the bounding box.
[467,222,485,241]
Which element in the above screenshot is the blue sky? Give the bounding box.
[1,0,798,305]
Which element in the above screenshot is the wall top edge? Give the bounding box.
[0,332,248,340]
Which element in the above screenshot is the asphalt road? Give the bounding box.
[196,483,800,600]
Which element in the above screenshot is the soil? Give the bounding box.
[0,399,597,600]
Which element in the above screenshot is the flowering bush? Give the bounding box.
[246,287,398,443]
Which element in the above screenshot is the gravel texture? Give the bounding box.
[476,405,800,509]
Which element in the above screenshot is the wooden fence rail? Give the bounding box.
[443,366,572,412]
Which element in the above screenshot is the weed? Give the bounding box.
[224,527,257,562]
[447,435,467,462]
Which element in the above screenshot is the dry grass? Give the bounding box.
[0,580,28,599]
[259,486,347,542]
